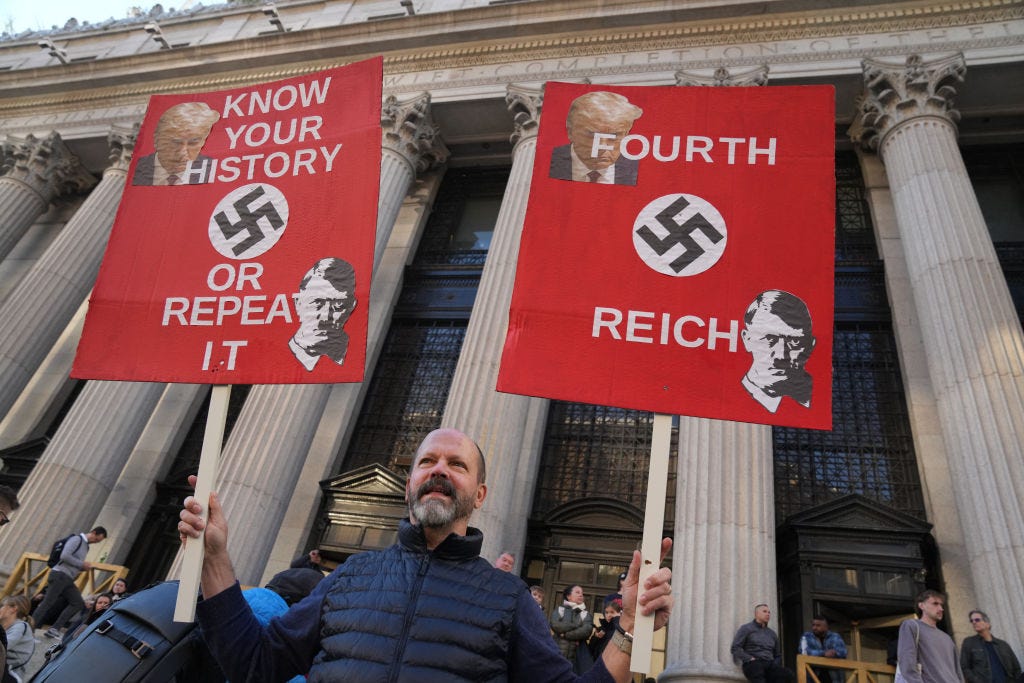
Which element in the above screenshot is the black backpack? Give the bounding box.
[30,581,222,683]
[45,535,78,568]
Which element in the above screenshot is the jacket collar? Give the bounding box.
[398,518,483,561]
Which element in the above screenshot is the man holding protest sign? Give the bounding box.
[179,427,674,681]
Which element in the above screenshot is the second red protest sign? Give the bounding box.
[498,83,835,430]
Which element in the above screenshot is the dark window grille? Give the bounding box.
[774,324,924,519]
[343,320,467,474]
[532,404,676,524]
[834,154,878,266]
[774,151,924,521]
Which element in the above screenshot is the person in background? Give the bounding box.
[550,584,594,673]
[494,552,515,572]
[591,600,623,661]
[731,603,794,682]
[0,595,34,682]
[110,578,130,603]
[960,609,1021,683]
[798,614,847,683]
[896,589,964,683]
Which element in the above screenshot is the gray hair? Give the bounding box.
[566,91,643,131]
[155,101,220,138]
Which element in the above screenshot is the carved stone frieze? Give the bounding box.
[381,92,449,175]
[852,53,966,152]
[1,131,96,201]
[675,65,769,86]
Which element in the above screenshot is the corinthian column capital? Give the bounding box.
[381,92,449,175]
[506,84,544,148]
[2,132,96,202]
[106,124,138,174]
[675,65,769,87]
[852,53,966,152]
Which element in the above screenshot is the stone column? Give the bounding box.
[441,85,549,566]
[854,53,1024,649]
[0,132,95,262]
[0,297,87,448]
[660,419,772,682]
[0,126,134,418]
[0,380,165,574]
[170,94,449,585]
[93,383,207,565]
[662,67,774,683]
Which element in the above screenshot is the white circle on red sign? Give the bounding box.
[208,183,290,260]
[632,193,727,277]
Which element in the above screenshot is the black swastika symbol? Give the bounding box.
[213,186,285,257]
[635,195,725,273]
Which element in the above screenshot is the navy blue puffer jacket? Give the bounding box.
[307,520,524,683]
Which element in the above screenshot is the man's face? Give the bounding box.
[86,531,106,544]
[970,612,990,635]
[567,109,634,171]
[294,275,354,352]
[406,429,486,531]
[95,595,112,611]
[495,553,514,572]
[530,588,544,607]
[755,605,771,625]
[919,596,945,624]
[811,619,828,637]
[154,121,212,175]
[742,307,814,391]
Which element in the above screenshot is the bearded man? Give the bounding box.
[179,428,674,682]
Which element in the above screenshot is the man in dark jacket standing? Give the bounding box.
[731,604,794,682]
[180,428,674,682]
[961,610,1022,683]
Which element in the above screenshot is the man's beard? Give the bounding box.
[410,476,475,529]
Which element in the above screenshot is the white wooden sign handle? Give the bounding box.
[174,384,231,623]
[630,412,672,673]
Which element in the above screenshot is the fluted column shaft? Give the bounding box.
[661,418,773,682]
[857,54,1024,650]
[0,132,95,262]
[441,85,548,565]
[186,94,448,584]
[95,383,207,565]
[0,127,133,418]
[0,380,164,573]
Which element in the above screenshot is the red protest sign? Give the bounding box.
[498,83,835,430]
[73,58,382,384]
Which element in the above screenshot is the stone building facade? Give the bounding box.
[1,1,1023,679]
